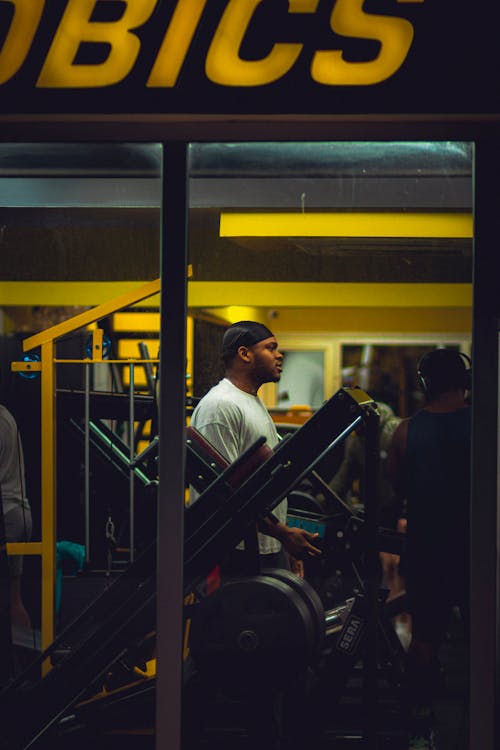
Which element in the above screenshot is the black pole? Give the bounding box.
[156,142,188,750]
[362,405,380,747]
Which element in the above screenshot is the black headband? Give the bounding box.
[222,321,274,354]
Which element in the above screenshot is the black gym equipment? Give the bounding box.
[184,392,409,746]
[188,569,408,739]
[188,566,350,696]
[186,418,405,603]
[0,386,404,749]
[57,388,155,423]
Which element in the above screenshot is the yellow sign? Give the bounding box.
[0,0,424,89]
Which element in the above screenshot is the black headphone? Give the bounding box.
[417,349,472,396]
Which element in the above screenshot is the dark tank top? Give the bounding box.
[404,407,471,576]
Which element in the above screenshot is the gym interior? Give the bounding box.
[0,136,492,750]
[0,4,499,750]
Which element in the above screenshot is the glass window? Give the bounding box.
[186,141,473,747]
[0,143,162,639]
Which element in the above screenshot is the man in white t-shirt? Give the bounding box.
[190,321,321,575]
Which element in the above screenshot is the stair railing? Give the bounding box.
[9,278,161,667]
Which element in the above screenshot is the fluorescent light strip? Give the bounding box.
[220,212,473,239]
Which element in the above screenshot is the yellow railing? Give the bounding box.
[9,278,161,665]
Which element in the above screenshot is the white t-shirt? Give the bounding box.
[190,378,286,554]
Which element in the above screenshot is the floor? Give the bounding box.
[432,610,468,750]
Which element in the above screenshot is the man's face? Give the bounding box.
[247,336,283,384]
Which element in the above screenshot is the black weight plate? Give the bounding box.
[190,575,315,696]
[262,567,325,655]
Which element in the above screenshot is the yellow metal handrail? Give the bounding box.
[22,278,161,350]
[10,278,161,664]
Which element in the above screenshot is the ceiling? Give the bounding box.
[0,141,473,286]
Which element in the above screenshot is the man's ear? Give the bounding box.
[237,345,252,363]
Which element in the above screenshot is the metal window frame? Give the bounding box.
[0,117,497,750]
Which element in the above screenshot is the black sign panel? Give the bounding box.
[0,0,497,116]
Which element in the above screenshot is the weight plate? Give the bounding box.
[262,567,325,656]
[190,575,316,696]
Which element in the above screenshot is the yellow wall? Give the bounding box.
[268,306,471,334]
[200,305,471,335]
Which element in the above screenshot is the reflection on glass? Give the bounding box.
[188,141,472,284]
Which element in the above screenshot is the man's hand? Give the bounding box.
[260,516,322,559]
[279,525,322,560]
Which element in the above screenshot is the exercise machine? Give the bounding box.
[0,387,394,749]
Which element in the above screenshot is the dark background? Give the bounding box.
[0,0,496,115]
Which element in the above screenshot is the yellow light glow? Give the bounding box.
[208,306,266,324]
[220,212,473,238]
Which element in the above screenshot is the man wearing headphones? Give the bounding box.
[389,348,471,748]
